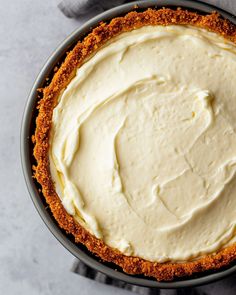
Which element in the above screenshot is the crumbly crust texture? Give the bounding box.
[33,8,236,281]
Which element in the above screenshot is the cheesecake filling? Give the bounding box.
[49,25,236,262]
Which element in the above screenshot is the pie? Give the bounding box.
[33,8,236,281]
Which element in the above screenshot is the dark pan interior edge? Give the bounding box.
[21,0,236,288]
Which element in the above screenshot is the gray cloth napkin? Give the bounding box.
[58,0,127,18]
[72,259,236,294]
[58,0,236,18]
[59,0,236,294]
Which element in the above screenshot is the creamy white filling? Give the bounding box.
[49,25,236,262]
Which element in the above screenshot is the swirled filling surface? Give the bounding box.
[49,25,236,262]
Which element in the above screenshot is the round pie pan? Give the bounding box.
[21,0,236,288]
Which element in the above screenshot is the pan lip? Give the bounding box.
[21,0,236,288]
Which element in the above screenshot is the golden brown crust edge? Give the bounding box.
[33,8,236,281]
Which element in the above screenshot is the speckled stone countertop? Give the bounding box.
[0,1,235,294]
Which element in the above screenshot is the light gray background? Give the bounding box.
[0,1,235,294]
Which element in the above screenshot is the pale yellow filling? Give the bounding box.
[49,25,236,262]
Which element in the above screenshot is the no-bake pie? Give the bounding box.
[33,8,236,281]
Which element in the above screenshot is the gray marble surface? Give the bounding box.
[0,1,235,294]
